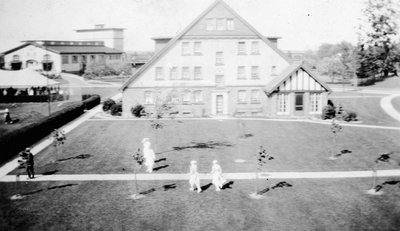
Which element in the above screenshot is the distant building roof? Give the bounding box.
[46,45,122,54]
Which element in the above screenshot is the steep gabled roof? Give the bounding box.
[120,0,292,91]
[2,42,60,55]
[264,61,332,96]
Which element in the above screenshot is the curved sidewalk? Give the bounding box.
[380,94,400,122]
[2,169,400,182]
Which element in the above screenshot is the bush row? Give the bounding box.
[0,94,65,103]
[0,95,100,165]
[321,100,358,122]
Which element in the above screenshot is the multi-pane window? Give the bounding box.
[238,90,247,103]
[215,75,225,87]
[193,42,202,55]
[62,55,69,64]
[170,90,179,104]
[227,19,234,30]
[251,90,261,103]
[193,90,203,103]
[182,67,190,80]
[216,52,224,65]
[216,18,225,30]
[238,42,246,55]
[12,55,20,61]
[206,18,215,31]
[278,93,289,114]
[251,41,260,54]
[43,54,51,61]
[310,93,322,113]
[170,67,178,80]
[237,66,246,79]
[72,56,78,63]
[251,66,259,79]
[144,91,154,105]
[182,91,191,104]
[194,66,202,80]
[182,42,190,55]
[155,67,164,80]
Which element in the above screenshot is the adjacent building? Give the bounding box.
[120,0,331,117]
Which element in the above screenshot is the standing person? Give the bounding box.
[189,160,201,193]
[142,138,155,173]
[25,148,35,179]
[211,160,226,191]
[4,108,11,124]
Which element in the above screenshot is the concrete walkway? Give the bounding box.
[1,169,400,182]
[380,94,400,122]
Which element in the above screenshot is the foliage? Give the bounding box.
[110,103,122,116]
[257,146,274,169]
[341,111,358,122]
[131,105,145,118]
[102,99,116,112]
[356,0,400,84]
[330,119,343,136]
[132,148,144,167]
[84,61,132,79]
[52,129,66,147]
[321,105,336,120]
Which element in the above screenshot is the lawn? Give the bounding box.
[10,119,400,175]
[392,96,400,113]
[81,86,119,101]
[1,178,399,230]
[328,93,400,127]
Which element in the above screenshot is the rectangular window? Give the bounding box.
[295,93,304,111]
[238,90,247,104]
[237,66,246,79]
[206,18,215,31]
[227,18,234,30]
[182,66,190,80]
[82,55,87,63]
[238,42,246,55]
[155,67,164,80]
[144,91,154,105]
[194,66,202,80]
[193,42,202,55]
[182,42,190,55]
[72,56,78,63]
[251,66,259,79]
[310,93,322,113]
[182,91,191,104]
[216,18,226,30]
[215,75,225,87]
[194,90,203,103]
[251,90,261,103]
[251,41,260,54]
[278,93,289,114]
[216,52,224,65]
[12,55,20,61]
[90,55,96,62]
[170,67,178,80]
[62,55,69,64]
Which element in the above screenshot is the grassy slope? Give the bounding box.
[10,120,400,175]
[1,178,399,231]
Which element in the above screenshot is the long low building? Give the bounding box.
[2,40,123,74]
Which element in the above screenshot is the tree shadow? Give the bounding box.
[200,183,213,192]
[139,188,156,195]
[47,184,78,190]
[155,158,167,163]
[139,183,177,195]
[239,133,253,139]
[153,165,169,171]
[42,170,59,175]
[222,181,234,190]
[58,154,91,162]
[333,149,352,158]
[173,141,233,151]
[21,189,44,196]
[258,181,293,195]
[162,183,177,191]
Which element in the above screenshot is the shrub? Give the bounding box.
[131,105,145,118]
[83,95,101,110]
[342,111,358,122]
[103,99,116,111]
[321,105,336,120]
[110,103,122,116]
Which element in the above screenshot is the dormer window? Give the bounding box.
[216,18,226,30]
[206,18,216,31]
[227,19,234,30]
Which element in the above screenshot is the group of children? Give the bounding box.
[189,160,226,193]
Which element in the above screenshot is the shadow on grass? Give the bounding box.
[258,181,293,195]
[333,149,353,158]
[200,183,213,192]
[20,184,78,196]
[239,133,253,139]
[153,165,169,171]
[222,181,234,190]
[155,158,167,163]
[42,170,58,175]
[58,154,91,162]
[172,141,233,151]
[375,180,400,192]
[139,183,177,195]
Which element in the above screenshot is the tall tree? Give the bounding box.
[357,0,400,81]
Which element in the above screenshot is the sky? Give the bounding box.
[0,0,365,53]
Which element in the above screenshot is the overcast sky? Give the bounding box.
[0,0,365,53]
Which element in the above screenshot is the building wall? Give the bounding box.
[60,53,123,73]
[4,45,62,73]
[76,30,124,51]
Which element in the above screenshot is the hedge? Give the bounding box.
[0,95,100,165]
[0,94,65,103]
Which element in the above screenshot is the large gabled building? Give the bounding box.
[120,0,331,117]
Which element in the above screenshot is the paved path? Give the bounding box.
[380,94,400,122]
[2,169,400,182]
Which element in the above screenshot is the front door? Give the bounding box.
[295,93,304,115]
[216,95,223,114]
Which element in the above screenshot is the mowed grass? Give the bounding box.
[1,178,400,231]
[392,96,400,113]
[328,93,400,127]
[10,119,400,175]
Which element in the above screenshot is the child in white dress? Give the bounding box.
[189,160,201,193]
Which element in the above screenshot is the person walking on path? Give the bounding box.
[25,148,35,179]
[189,160,201,193]
[211,160,226,191]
